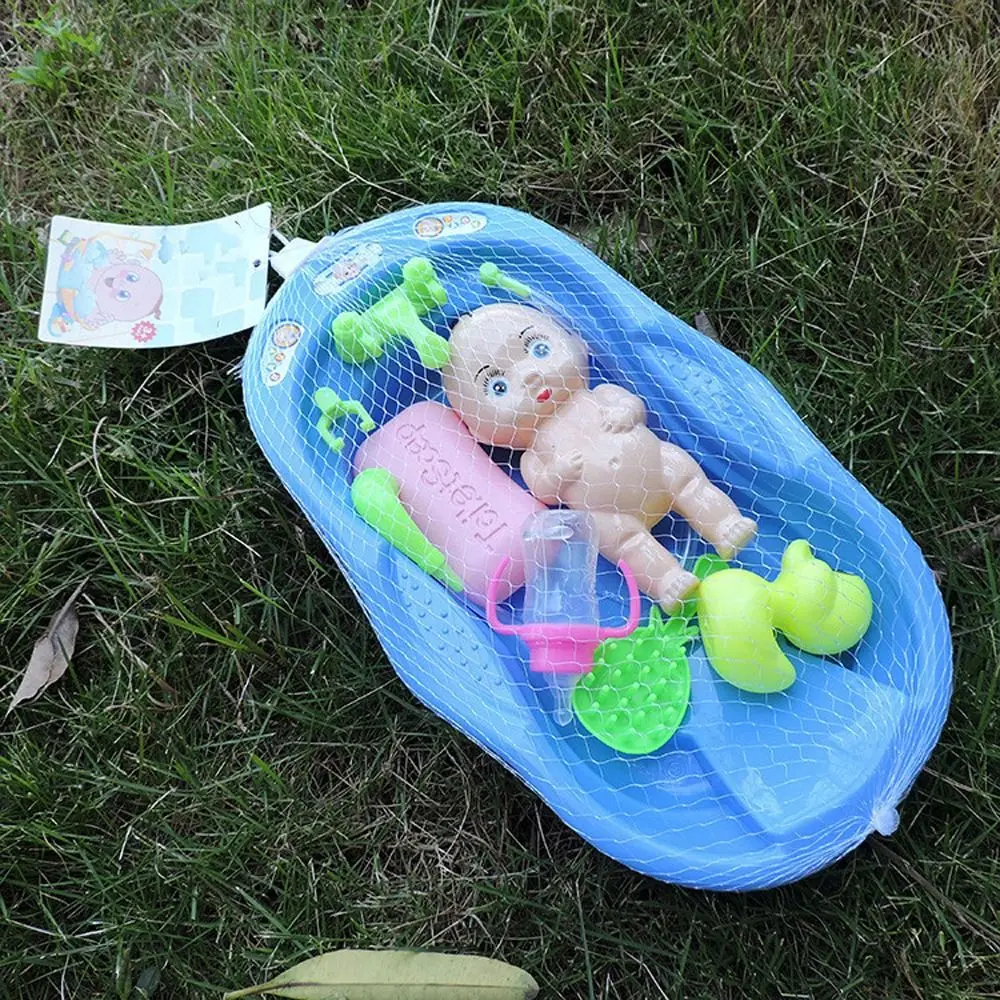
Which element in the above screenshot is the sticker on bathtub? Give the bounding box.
[312,241,383,295]
[260,320,304,387]
[413,212,487,239]
[39,205,271,348]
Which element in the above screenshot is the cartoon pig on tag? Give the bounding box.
[48,236,163,336]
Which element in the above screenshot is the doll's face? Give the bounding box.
[93,263,163,322]
[442,304,588,449]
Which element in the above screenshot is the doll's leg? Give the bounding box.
[591,511,698,612]
[660,442,757,559]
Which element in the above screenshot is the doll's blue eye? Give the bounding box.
[487,376,509,398]
[115,289,132,301]
[528,338,551,359]
[125,272,140,282]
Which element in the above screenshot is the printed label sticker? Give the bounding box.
[312,241,383,294]
[413,212,487,239]
[260,320,304,387]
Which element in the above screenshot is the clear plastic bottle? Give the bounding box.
[485,509,640,729]
[521,510,600,725]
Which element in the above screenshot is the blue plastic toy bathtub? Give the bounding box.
[244,203,952,890]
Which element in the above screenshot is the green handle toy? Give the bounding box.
[313,387,375,453]
[697,540,873,694]
[479,262,532,299]
[332,256,450,368]
[351,467,463,592]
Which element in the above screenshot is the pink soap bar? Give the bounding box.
[354,401,545,605]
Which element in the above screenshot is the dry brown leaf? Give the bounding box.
[6,580,87,715]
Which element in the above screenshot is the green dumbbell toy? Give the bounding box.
[332,257,450,368]
[479,262,532,299]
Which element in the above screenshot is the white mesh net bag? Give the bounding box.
[244,202,952,891]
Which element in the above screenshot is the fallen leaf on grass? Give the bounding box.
[222,949,539,1000]
[6,580,87,715]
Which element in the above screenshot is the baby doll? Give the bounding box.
[442,303,757,610]
[49,236,163,336]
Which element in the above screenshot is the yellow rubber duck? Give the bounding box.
[697,540,873,694]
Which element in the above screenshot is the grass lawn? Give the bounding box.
[2,0,999,997]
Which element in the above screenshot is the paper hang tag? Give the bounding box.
[38,204,271,348]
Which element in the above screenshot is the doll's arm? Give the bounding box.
[62,292,103,330]
[522,448,584,505]
[60,290,105,329]
[592,382,645,432]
